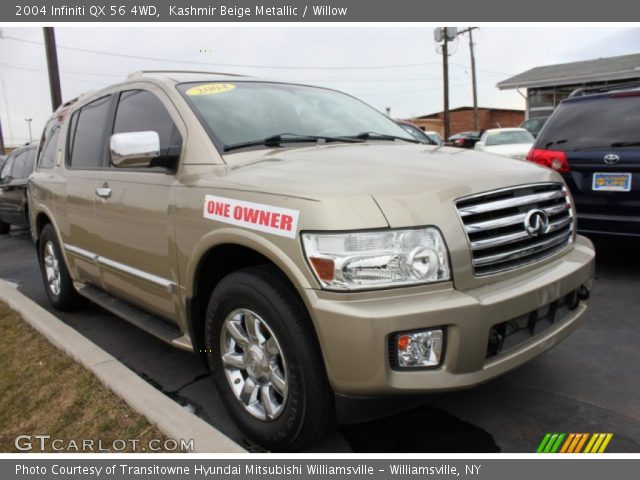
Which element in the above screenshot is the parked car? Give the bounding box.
[396,120,438,145]
[475,128,535,160]
[447,131,482,149]
[528,83,640,237]
[0,144,37,234]
[424,130,443,145]
[29,71,595,451]
[520,115,549,138]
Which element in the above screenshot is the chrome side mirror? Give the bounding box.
[110,131,160,168]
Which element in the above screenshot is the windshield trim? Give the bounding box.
[176,80,415,157]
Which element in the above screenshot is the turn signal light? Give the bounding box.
[526,148,570,173]
[309,257,335,282]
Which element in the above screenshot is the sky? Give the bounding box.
[0,26,639,146]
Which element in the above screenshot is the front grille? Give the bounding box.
[456,183,574,275]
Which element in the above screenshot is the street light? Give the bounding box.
[25,118,33,144]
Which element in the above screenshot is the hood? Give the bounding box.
[189,142,561,229]
[482,143,533,160]
[218,142,555,196]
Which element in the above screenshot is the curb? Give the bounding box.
[0,279,246,453]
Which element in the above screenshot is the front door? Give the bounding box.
[92,87,185,322]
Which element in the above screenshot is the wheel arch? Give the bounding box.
[184,229,317,361]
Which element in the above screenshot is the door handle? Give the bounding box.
[95,184,112,199]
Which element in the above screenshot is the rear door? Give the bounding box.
[60,94,114,285]
[535,93,640,228]
[0,152,18,222]
[2,147,36,226]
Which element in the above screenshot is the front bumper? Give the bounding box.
[304,235,595,396]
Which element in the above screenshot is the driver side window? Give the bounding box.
[113,90,182,170]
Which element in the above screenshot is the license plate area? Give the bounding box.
[592,172,632,192]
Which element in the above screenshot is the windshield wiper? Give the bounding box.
[223,133,363,152]
[544,139,568,149]
[572,141,640,151]
[349,131,419,143]
[610,141,640,148]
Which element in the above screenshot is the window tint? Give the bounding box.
[12,149,36,179]
[68,95,112,169]
[38,118,61,169]
[536,95,640,151]
[113,90,182,168]
[0,155,15,182]
[39,125,60,169]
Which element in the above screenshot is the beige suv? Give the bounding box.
[29,71,595,451]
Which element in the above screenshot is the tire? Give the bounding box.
[37,224,83,311]
[0,218,10,235]
[205,266,335,451]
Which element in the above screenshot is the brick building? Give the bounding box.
[413,106,525,137]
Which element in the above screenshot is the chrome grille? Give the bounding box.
[456,183,574,275]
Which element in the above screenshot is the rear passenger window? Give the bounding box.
[113,90,182,169]
[38,126,60,169]
[68,95,112,169]
[11,150,35,179]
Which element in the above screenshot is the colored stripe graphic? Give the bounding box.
[538,433,613,453]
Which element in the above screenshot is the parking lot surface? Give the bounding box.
[1,227,638,452]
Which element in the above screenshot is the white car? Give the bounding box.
[474,128,534,159]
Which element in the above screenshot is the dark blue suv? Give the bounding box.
[528,84,640,237]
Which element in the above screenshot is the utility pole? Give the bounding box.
[43,27,62,111]
[25,118,33,144]
[0,119,5,155]
[435,27,456,140]
[442,35,450,140]
[457,27,479,131]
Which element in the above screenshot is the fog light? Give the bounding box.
[395,329,444,368]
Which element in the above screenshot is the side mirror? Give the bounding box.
[110,131,160,168]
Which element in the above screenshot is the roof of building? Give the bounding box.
[417,106,524,119]
[497,53,640,90]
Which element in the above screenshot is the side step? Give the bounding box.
[77,284,183,344]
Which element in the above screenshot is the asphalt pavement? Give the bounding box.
[1,226,638,452]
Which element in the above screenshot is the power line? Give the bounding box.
[3,34,443,71]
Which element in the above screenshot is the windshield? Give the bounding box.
[178,81,415,150]
[486,131,534,146]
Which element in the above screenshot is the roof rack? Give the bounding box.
[569,80,640,98]
[127,70,248,80]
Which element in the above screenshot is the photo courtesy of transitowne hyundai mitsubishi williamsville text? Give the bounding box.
[168,5,349,18]
[28,71,595,451]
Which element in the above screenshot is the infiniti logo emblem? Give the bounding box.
[524,209,550,237]
[603,153,620,165]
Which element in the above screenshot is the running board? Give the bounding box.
[76,284,186,347]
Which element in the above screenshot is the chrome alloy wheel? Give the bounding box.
[220,308,288,421]
[43,241,61,296]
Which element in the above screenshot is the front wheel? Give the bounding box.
[205,266,335,451]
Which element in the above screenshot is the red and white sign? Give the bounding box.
[203,194,299,239]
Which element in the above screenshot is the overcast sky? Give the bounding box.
[0,26,639,146]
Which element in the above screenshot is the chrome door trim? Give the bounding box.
[64,243,175,293]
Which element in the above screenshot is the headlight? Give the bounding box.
[302,227,450,291]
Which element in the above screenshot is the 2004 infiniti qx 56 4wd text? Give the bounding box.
[28,71,595,451]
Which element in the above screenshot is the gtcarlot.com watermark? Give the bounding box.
[14,435,194,452]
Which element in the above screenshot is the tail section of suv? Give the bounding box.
[0,144,37,234]
[28,71,595,451]
[528,84,640,237]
